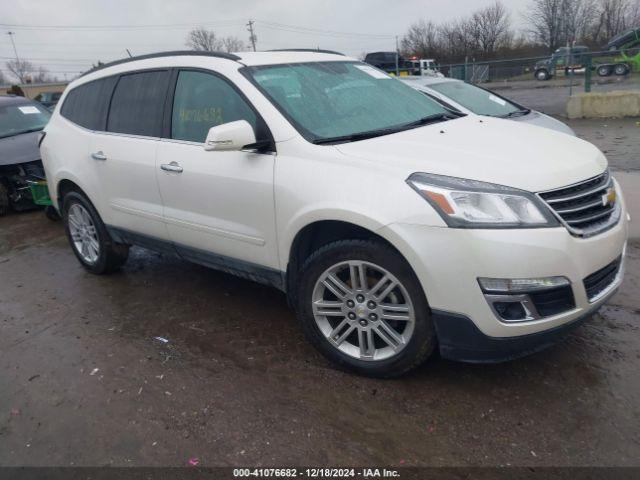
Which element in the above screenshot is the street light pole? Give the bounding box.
[7,31,20,63]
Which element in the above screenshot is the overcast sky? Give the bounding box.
[1,0,531,82]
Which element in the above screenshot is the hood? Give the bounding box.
[535,59,552,68]
[334,115,606,192]
[511,110,576,136]
[0,131,41,166]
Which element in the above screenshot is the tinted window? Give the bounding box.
[107,70,170,137]
[60,77,117,130]
[248,61,447,142]
[171,70,257,143]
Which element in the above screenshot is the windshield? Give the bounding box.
[0,102,51,139]
[427,82,526,117]
[246,61,450,143]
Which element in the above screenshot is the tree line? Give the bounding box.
[401,0,640,64]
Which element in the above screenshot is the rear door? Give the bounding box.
[155,69,279,271]
[90,70,171,241]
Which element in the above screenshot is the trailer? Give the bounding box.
[534,27,640,81]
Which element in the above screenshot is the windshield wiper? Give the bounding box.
[501,109,531,118]
[312,113,457,145]
[0,127,44,139]
[400,112,459,128]
[312,128,399,145]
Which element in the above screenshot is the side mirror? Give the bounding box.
[204,120,257,152]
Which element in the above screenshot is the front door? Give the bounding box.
[156,69,278,271]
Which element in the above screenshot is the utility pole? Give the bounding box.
[247,20,257,52]
[395,35,399,76]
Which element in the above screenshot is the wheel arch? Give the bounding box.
[284,217,411,305]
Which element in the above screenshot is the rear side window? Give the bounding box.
[60,77,117,130]
[107,70,170,137]
[171,70,257,143]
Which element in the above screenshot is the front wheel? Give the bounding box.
[62,191,129,274]
[535,69,550,81]
[297,240,436,377]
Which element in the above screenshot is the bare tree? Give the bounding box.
[186,28,246,53]
[524,0,598,50]
[592,0,637,43]
[186,27,219,51]
[5,59,34,84]
[32,67,52,84]
[0,69,5,86]
[400,20,441,58]
[473,1,513,55]
[563,0,598,43]
[219,36,246,53]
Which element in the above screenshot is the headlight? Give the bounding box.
[406,173,559,228]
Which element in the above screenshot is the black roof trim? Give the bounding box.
[80,50,241,77]
[267,48,345,56]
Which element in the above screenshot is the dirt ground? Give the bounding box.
[1,123,640,468]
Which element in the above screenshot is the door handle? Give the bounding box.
[160,161,183,173]
[91,151,107,161]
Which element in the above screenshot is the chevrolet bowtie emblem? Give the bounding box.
[602,187,617,207]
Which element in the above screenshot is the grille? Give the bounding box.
[583,256,622,302]
[529,285,576,317]
[538,171,618,237]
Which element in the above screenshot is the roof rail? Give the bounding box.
[81,50,241,77]
[267,48,345,56]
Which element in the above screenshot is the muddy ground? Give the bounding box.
[1,120,639,468]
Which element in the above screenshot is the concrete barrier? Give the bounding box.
[567,91,640,119]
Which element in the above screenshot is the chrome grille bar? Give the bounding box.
[537,170,620,237]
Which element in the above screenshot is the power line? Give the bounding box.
[255,20,395,39]
[0,20,244,31]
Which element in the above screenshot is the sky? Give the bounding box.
[1,0,531,83]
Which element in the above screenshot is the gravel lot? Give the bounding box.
[1,118,639,468]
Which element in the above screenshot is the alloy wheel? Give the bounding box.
[68,203,100,264]
[312,260,416,362]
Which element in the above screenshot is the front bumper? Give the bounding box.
[431,285,617,362]
[378,185,629,360]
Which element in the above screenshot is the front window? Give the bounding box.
[427,82,528,118]
[246,61,451,144]
[0,102,50,139]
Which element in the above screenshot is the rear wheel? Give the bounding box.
[297,239,436,377]
[614,63,629,76]
[62,191,129,274]
[597,65,612,76]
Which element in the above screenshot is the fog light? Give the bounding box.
[478,276,570,293]
[493,301,527,321]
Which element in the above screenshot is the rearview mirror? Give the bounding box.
[204,120,257,152]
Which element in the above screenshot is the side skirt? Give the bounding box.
[106,226,286,291]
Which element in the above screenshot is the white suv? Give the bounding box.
[41,50,628,377]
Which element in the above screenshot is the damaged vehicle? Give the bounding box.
[0,95,51,215]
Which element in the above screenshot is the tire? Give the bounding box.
[296,239,436,377]
[62,191,129,274]
[535,69,549,81]
[0,183,9,216]
[597,65,612,77]
[614,64,629,76]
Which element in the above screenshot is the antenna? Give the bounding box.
[126,49,133,58]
